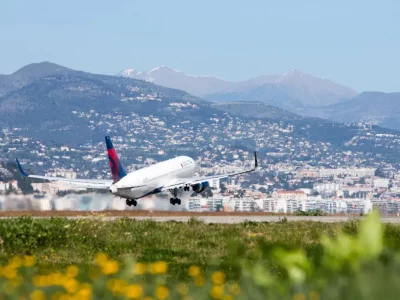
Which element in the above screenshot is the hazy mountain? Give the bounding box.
[0,62,205,144]
[207,82,308,110]
[117,66,358,109]
[1,62,397,157]
[117,66,232,96]
[0,62,73,97]
[211,101,298,120]
[299,92,400,131]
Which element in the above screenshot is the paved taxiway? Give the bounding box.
[3,215,400,223]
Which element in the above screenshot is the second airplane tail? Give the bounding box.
[105,136,127,183]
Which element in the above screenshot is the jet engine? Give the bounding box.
[192,181,210,193]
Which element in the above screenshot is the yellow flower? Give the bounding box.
[210,285,224,299]
[176,283,189,295]
[32,275,42,287]
[152,261,168,274]
[212,271,225,285]
[194,275,205,286]
[63,278,79,294]
[222,295,234,300]
[2,266,18,280]
[124,284,143,299]
[188,265,200,277]
[293,293,306,300]
[30,290,46,300]
[23,255,36,267]
[101,260,119,275]
[134,262,146,275]
[9,256,23,269]
[155,286,169,300]
[66,265,79,278]
[107,279,128,295]
[76,283,93,300]
[51,272,65,286]
[94,253,108,266]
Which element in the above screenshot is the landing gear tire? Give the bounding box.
[126,199,137,207]
[170,198,181,205]
[169,188,182,206]
[184,186,190,192]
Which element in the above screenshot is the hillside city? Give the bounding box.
[2,112,400,215]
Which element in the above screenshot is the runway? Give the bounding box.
[0,211,400,223]
[58,215,400,223]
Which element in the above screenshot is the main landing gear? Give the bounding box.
[170,198,181,205]
[169,188,182,205]
[126,199,137,206]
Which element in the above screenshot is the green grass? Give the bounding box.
[0,216,393,279]
[0,214,400,299]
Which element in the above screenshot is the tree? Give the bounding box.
[200,188,213,198]
[6,183,13,195]
[258,187,267,193]
[220,183,227,194]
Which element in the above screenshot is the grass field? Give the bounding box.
[0,212,399,299]
[0,216,342,277]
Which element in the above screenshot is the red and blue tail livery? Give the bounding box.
[105,136,127,183]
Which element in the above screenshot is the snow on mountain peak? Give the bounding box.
[117,68,141,78]
[274,69,308,83]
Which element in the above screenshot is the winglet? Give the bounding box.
[16,159,29,177]
[254,151,258,169]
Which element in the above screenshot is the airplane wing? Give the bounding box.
[162,152,258,190]
[15,159,113,189]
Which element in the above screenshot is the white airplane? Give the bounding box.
[16,136,258,207]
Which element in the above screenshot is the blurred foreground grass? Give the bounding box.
[0,212,399,299]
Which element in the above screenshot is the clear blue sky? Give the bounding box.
[1,0,399,92]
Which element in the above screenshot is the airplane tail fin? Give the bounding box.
[105,136,127,183]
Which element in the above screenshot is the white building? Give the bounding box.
[45,169,77,179]
[314,183,342,193]
[272,190,307,201]
[318,168,376,178]
[373,178,390,189]
[233,197,260,212]
[188,198,201,212]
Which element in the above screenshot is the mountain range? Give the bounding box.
[117,66,358,108]
[117,66,400,131]
[2,62,400,167]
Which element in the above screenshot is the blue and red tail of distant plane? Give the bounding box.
[105,136,127,183]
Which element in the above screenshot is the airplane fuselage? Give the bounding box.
[110,155,196,199]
